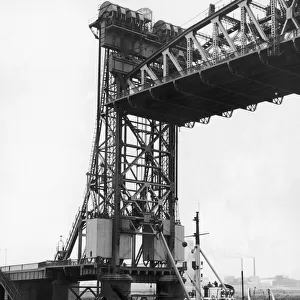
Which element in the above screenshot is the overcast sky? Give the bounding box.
[1,0,300,281]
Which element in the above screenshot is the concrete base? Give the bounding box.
[12,280,78,300]
[52,280,78,300]
[0,285,4,300]
[101,274,132,300]
[15,281,52,300]
[156,275,185,300]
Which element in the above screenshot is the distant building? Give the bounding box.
[248,276,260,286]
[272,275,300,287]
[224,276,239,285]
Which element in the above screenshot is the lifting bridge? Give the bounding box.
[1,0,300,299]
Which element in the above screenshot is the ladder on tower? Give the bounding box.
[0,269,23,300]
[54,49,110,261]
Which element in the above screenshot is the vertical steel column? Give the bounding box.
[93,30,103,217]
[77,227,82,261]
[141,69,145,85]
[241,6,246,56]
[209,4,218,64]
[112,111,122,273]
[213,22,218,64]
[186,37,193,69]
[168,124,177,255]
[270,0,279,55]
[103,49,110,215]
[131,233,136,268]
[163,53,169,78]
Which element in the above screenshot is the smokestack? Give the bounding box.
[253,257,256,276]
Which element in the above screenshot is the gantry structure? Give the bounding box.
[2,0,300,299]
[56,2,184,277]
[54,0,300,283]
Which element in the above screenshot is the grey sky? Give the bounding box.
[0,0,299,281]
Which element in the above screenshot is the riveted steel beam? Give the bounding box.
[126,0,255,80]
[185,32,210,63]
[279,0,300,34]
[238,0,268,41]
[211,16,238,55]
[141,65,159,82]
[186,37,193,68]
[127,79,138,93]
[162,49,183,73]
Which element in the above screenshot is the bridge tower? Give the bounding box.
[52,0,300,298]
[55,2,187,299]
[4,0,300,299]
[87,2,184,271]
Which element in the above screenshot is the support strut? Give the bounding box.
[158,231,190,300]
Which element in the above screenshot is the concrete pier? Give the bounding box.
[0,285,4,300]
[5,279,78,300]
[14,281,52,300]
[101,274,133,300]
[156,275,185,300]
[52,279,78,300]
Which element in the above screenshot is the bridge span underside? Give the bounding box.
[112,38,300,126]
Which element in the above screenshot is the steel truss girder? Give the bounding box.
[121,0,280,99]
[211,16,238,55]
[185,32,210,63]
[141,65,159,83]
[279,0,300,34]
[126,0,272,83]
[238,1,268,41]
[69,286,97,300]
[162,49,183,73]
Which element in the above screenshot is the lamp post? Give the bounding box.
[252,257,256,277]
[241,257,245,300]
[0,249,7,268]
[232,257,244,300]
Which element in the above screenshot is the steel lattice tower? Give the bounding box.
[88,42,180,271]
[56,6,183,276]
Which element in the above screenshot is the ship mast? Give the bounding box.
[194,212,201,300]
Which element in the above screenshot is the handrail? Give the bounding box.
[0,257,177,273]
[64,209,82,251]
[0,258,99,273]
[0,268,23,300]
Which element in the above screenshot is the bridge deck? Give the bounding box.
[1,261,175,283]
[110,35,300,126]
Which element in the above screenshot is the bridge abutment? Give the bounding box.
[14,280,52,300]
[11,279,78,300]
